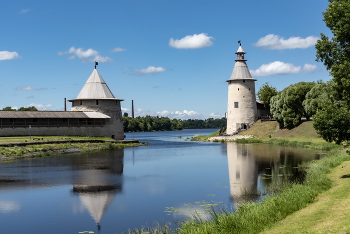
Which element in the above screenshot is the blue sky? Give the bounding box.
[1,0,332,119]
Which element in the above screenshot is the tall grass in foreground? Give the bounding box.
[124,148,350,234]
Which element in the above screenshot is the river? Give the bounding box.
[0,129,322,234]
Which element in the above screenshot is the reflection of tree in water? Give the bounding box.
[227,143,319,207]
[71,149,124,231]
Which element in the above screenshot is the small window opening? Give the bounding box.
[116,101,118,105]
[234,102,239,108]
[249,88,250,91]
[243,80,245,82]
[238,88,239,91]
[111,135,115,139]
[80,100,82,105]
[96,100,99,105]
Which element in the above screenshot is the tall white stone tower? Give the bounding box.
[226,44,258,135]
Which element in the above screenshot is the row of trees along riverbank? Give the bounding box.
[122,114,226,132]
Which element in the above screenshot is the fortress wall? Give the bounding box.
[0,126,111,137]
[71,100,124,139]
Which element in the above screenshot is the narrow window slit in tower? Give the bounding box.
[234,102,239,108]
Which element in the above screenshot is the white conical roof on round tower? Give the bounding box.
[227,46,256,81]
[236,46,246,54]
[76,69,116,99]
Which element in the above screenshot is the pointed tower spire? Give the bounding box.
[227,43,256,82]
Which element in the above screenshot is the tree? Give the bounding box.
[313,0,350,144]
[257,82,278,111]
[270,82,316,129]
[2,106,16,111]
[18,106,38,111]
[123,112,128,117]
[302,80,334,117]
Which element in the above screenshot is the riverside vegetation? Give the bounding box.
[0,136,147,161]
[123,120,348,234]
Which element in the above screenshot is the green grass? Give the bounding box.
[0,135,113,144]
[263,159,350,233]
[0,142,147,158]
[191,130,220,141]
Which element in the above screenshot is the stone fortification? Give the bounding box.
[226,45,258,134]
[71,99,123,139]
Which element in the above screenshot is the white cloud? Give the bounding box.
[88,55,112,63]
[57,47,112,63]
[110,47,127,52]
[0,51,19,61]
[135,66,166,74]
[169,33,214,49]
[254,34,319,50]
[250,61,317,76]
[15,86,47,91]
[26,103,53,110]
[19,9,30,13]
[122,108,223,120]
[0,201,20,213]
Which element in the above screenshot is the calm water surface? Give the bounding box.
[0,129,322,234]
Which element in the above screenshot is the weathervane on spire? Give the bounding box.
[238,40,241,46]
[95,61,98,69]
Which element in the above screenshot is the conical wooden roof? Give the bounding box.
[74,69,118,100]
[227,46,256,82]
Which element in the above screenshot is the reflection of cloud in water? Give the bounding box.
[146,182,166,195]
[0,201,20,213]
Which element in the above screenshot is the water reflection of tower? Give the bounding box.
[71,149,124,230]
[227,143,258,207]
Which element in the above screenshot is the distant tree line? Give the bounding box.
[2,106,38,111]
[122,113,225,132]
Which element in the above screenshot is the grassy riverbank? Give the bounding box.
[124,121,350,233]
[0,136,147,161]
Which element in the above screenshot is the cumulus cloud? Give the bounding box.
[0,51,19,61]
[26,103,53,110]
[110,47,127,52]
[250,61,317,76]
[15,86,47,91]
[135,66,166,74]
[254,34,319,50]
[19,9,30,13]
[169,33,214,49]
[57,47,112,63]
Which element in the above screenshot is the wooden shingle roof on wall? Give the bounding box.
[0,111,110,119]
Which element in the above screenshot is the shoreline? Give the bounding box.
[0,140,146,163]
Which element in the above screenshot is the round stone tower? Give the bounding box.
[69,68,124,140]
[226,44,257,135]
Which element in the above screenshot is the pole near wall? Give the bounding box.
[64,98,66,111]
[132,100,134,119]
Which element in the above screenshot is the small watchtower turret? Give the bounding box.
[226,42,258,135]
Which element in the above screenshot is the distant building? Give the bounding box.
[226,45,258,135]
[0,68,124,140]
